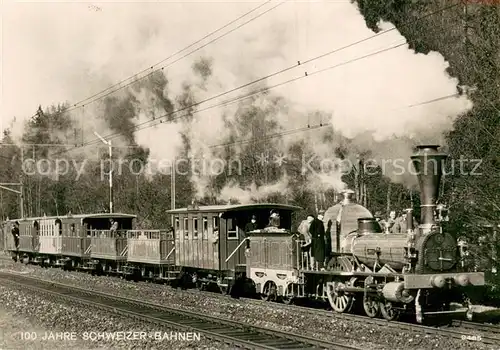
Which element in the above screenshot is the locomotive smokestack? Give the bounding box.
[341,189,355,205]
[404,208,414,232]
[410,145,448,227]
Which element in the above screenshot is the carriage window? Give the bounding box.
[184,218,189,238]
[193,218,198,239]
[202,217,208,239]
[227,218,238,239]
[213,217,219,232]
[175,217,180,231]
[70,224,76,237]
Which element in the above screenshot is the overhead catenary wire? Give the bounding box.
[24,0,285,121]
[52,42,406,156]
[49,2,460,156]
[8,90,466,158]
[205,92,468,150]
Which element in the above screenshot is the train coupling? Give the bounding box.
[416,306,474,323]
[122,265,136,275]
[54,257,71,267]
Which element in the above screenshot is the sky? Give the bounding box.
[0,0,263,134]
[1,0,471,152]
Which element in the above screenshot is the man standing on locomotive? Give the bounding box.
[309,214,326,271]
[317,210,330,267]
[301,215,314,269]
[109,218,119,237]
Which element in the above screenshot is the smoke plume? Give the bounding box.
[3,1,473,199]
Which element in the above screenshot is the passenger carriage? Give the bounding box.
[166,203,301,292]
[4,213,136,268]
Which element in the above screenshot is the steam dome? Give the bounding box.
[323,189,373,251]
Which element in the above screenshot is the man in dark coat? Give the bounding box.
[309,214,325,270]
[243,215,258,249]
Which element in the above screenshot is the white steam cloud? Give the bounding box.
[3,1,472,200]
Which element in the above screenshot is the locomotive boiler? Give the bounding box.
[334,145,485,322]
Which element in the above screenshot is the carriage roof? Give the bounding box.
[5,213,137,222]
[167,203,302,215]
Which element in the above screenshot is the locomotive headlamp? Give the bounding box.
[454,274,470,286]
[430,275,446,288]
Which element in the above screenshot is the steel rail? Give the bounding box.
[0,271,362,350]
[1,256,498,346]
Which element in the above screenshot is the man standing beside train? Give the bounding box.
[11,221,20,250]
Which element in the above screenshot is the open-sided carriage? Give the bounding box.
[4,213,136,268]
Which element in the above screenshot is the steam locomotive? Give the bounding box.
[288,145,483,322]
[1,145,485,324]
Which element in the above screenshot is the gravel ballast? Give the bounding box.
[0,257,496,349]
[0,282,229,349]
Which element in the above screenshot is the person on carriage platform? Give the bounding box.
[317,210,331,267]
[309,213,326,271]
[11,221,20,250]
[243,214,258,250]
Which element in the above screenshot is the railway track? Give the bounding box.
[0,271,361,350]
[236,294,500,346]
[1,256,499,347]
[188,293,500,346]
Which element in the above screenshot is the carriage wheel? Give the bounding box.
[380,301,400,321]
[326,282,354,313]
[261,281,277,302]
[363,294,380,318]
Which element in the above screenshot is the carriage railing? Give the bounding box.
[127,230,174,240]
[89,229,128,238]
[295,239,312,271]
[88,229,173,240]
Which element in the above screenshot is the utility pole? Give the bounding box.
[0,177,23,218]
[94,131,113,213]
[170,158,176,227]
[171,158,176,210]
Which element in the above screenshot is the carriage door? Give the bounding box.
[222,217,242,270]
